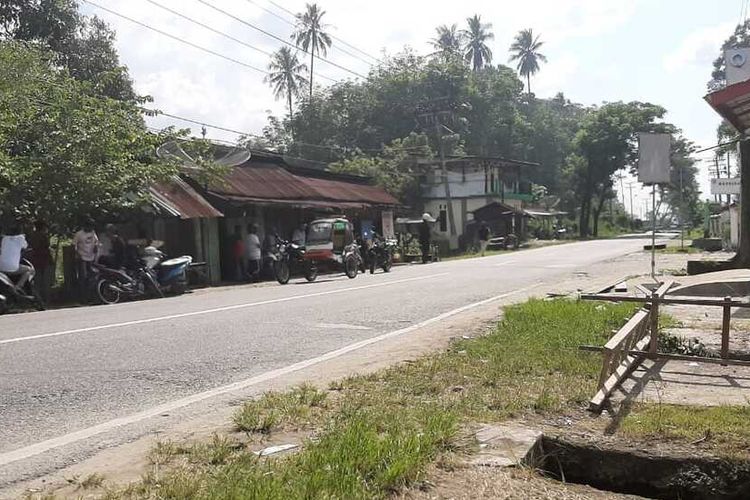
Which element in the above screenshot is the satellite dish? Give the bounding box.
[156,140,251,171]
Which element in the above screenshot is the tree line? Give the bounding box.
[257,4,701,237]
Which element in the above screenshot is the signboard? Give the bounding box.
[381,210,395,239]
[710,177,741,195]
[637,133,671,184]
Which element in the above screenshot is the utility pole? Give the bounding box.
[416,98,458,240]
[679,165,684,249]
[626,182,637,228]
[714,156,721,203]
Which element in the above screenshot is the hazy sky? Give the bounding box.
[81,0,744,211]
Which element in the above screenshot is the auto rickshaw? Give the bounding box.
[303,218,362,280]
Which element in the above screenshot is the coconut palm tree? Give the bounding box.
[461,15,494,71]
[265,47,308,122]
[509,28,547,95]
[291,3,332,98]
[430,24,464,60]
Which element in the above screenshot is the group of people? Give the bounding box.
[0,219,129,304]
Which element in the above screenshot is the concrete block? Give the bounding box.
[470,423,543,468]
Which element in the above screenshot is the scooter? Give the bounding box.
[0,259,45,314]
[95,246,192,305]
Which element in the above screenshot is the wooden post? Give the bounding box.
[648,292,659,355]
[722,296,731,365]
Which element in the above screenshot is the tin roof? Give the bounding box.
[208,160,399,207]
[150,177,223,219]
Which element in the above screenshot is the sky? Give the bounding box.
[79,0,746,214]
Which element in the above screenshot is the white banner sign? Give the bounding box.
[381,210,395,239]
[711,177,741,195]
[637,133,671,184]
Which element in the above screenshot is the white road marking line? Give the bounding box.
[0,274,449,346]
[0,282,541,467]
[494,260,517,267]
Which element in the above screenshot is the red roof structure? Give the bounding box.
[704,79,750,133]
[150,176,223,219]
[207,155,399,208]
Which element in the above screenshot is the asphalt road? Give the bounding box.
[0,238,649,487]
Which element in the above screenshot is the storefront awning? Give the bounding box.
[704,79,750,133]
[150,177,223,219]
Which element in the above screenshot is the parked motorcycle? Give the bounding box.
[367,234,396,274]
[273,238,317,284]
[94,246,192,305]
[0,258,45,314]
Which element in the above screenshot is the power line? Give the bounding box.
[242,0,376,67]
[145,0,270,57]
[196,0,368,79]
[266,0,380,63]
[82,0,269,76]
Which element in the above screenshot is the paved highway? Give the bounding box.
[0,238,648,487]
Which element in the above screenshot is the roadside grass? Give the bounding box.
[657,245,701,254]
[101,299,636,499]
[620,404,750,458]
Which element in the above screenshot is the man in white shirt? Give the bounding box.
[245,223,262,281]
[73,220,99,303]
[291,223,306,246]
[0,225,34,291]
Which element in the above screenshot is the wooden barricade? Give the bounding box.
[587,308,652,412]
[580,280,750,411]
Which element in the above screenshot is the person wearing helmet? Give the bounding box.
[419,213,432,264]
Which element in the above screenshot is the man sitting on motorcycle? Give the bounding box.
[0,224,34,294]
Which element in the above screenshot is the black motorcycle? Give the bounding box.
[273,238,318,284]
[367,234,395,274]
[0,258,45,314]
[94,246,192,304]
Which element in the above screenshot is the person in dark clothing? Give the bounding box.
[418,214,432,264]
[478,221,491,256]
[28,220,52,302]
[99,224,126,269]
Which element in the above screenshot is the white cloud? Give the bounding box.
[664,22,734,72]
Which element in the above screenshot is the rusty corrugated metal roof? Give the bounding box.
[208,160,399,207]
[150,177,223,219]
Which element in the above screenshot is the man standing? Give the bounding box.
[0,224,33,294]
[98,224,125,268]
[291,223,306,246]
[419,213,432,264]
[73,220,99,303]
[245,224,262,282]
[230,225,245,281]
[478,221,491,256]
[28,220,52,302]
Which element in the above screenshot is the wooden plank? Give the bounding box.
[580,294,750,308]
[634,284,652,297]
[603,309,650,350]
[722,296,732,365]
[589,336,651,411]
[581,348,750,367]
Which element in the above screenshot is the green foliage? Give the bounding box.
[0,41,173,232]
[329,133,432,204]
[265,47,308,121]
[291,2,331,98]
[0,0,135,100]
[462,14,494,71]
[566,101,669,236]
[509,28,547,94]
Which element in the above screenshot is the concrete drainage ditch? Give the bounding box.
[538,436,750,500]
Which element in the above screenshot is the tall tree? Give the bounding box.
[509,28,547,96]
[0,42,171,233]
[461,14,493,71]
[567,102,668,237]
[430,24,463,61]
[0,0,135,100]
[265,47,308,124]
[291,3,332,98]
